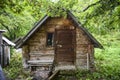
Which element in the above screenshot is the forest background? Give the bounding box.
[0,0,120,80]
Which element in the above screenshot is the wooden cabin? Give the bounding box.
[0,30,15,67]
[15,11,103,71]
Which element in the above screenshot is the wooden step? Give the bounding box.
[28,60,54,71]
[29,52,54,56]
[28,60,54,65]
[30,56,54,61]
[55,65,76,70]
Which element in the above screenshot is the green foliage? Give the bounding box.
[0,0,37,40]
[43,0,78,17]
[3,53,31,80]
[73,0,120,35]
[3,53,22,79]
[0,0,120,40]
[0,0,78,40]
[1,0,120,79]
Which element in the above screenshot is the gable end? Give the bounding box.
[67,11,103,48]
[15,11,103,49]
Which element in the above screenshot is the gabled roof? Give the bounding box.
[15,10,103,49]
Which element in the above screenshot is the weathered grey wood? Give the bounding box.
[55,65,76,71]
[0,31,3,67]
[0,30,14,67]
[28,60,53,64]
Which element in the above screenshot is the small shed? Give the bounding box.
[0,30,15,67]
[16,10,103,71]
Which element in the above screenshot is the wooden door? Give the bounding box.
[55,29,76,65]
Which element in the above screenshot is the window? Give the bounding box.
[46,33,54,46]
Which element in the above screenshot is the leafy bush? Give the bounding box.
[3,53,31,80]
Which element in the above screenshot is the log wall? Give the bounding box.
[23,17,74,62]
[22,17,95,70]
[76,28,94,69]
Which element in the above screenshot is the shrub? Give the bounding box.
[3,53,31,80]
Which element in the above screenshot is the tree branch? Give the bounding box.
[0,22,13,38]
[72,0,101,13]
[0,23,10,33]
[82,0,101,12]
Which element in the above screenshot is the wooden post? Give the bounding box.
[0,32,2,67]
[87,53,89,70]
[87,45,91,70]
[0,30,5,67]
[22,45,29,68]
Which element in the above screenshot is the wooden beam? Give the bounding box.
[48,70,60,80]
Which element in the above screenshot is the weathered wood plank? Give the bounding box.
[28,60,53,64]
[48,70,60,80]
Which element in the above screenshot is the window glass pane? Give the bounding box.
[46,33,53,46]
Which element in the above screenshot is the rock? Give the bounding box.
[32,71,50,80]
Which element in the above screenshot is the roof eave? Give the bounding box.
[15,15,49,48]
[67,10,103,49]
[2,36,15,46]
